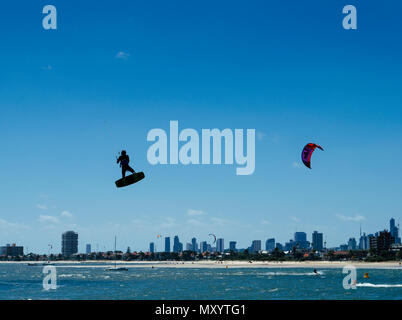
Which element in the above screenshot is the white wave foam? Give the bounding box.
[59,273,86,279]
[356,283,402,288]
[261,271,324,276]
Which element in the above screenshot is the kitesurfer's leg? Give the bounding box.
[122,167,126,178]
[127,165,135,174]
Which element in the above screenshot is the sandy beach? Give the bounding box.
[1,260,401,269]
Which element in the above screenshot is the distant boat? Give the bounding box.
[106,266,128,271]
[106,236,128,271]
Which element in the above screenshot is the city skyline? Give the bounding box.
[2,217,399,255]
[1,1,402,253]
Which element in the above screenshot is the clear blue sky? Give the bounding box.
[0,1,401,253]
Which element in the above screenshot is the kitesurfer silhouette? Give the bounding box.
[117,150,135,178]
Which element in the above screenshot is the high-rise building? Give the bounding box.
[347,238,357,250]
[284,240,295,251]
[164,237,170,252]
[251,240,261,253]
[191,238,198,252]
[207,244,212,252]
[150,242,155,253]
[390,218,396,235]
[359,233,370,250]
[390,218,401,244]
[370,230,395,253]
[294,232,309,249]
[275,243,283,251]
[0,244,24,257]
[61,231,78,256]
[312,231,323,251]
[294,232,306,242]
[173,236,183,253]
[265,238,275,252]
[216,238,224,253]
[186,242,192,251]
[229,241,237,252]
[367,234,374,248]
[86,244,91,254]
[199,241,207,253]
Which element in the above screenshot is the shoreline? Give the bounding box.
[1,260,401,269]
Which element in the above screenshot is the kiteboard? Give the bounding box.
[115,172,145,188]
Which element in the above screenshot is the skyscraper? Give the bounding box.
[265,238,275,252]
[251,240,261,253]
[62,231,78,256]
[312,231,323,251]
[86,244,91,254]
[390,218,401,244]
[173,235,183,253]
[229,241,237,252]
[200,241,208,253]
[191,237,198,252]
[150,242,155,253]
[359,233,370,250]
[347,238,357,250]
[216,238,224,253]
[370,230,395,253]
[294,232,309,249]
[390,218,395,232]
[164,237,170,253]
[284,239,295,251]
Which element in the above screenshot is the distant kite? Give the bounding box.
[209,233,217,244]
[301,143,324,169]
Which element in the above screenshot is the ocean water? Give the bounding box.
[0,263,401,300]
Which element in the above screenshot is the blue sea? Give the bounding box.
[0,263,401,300]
